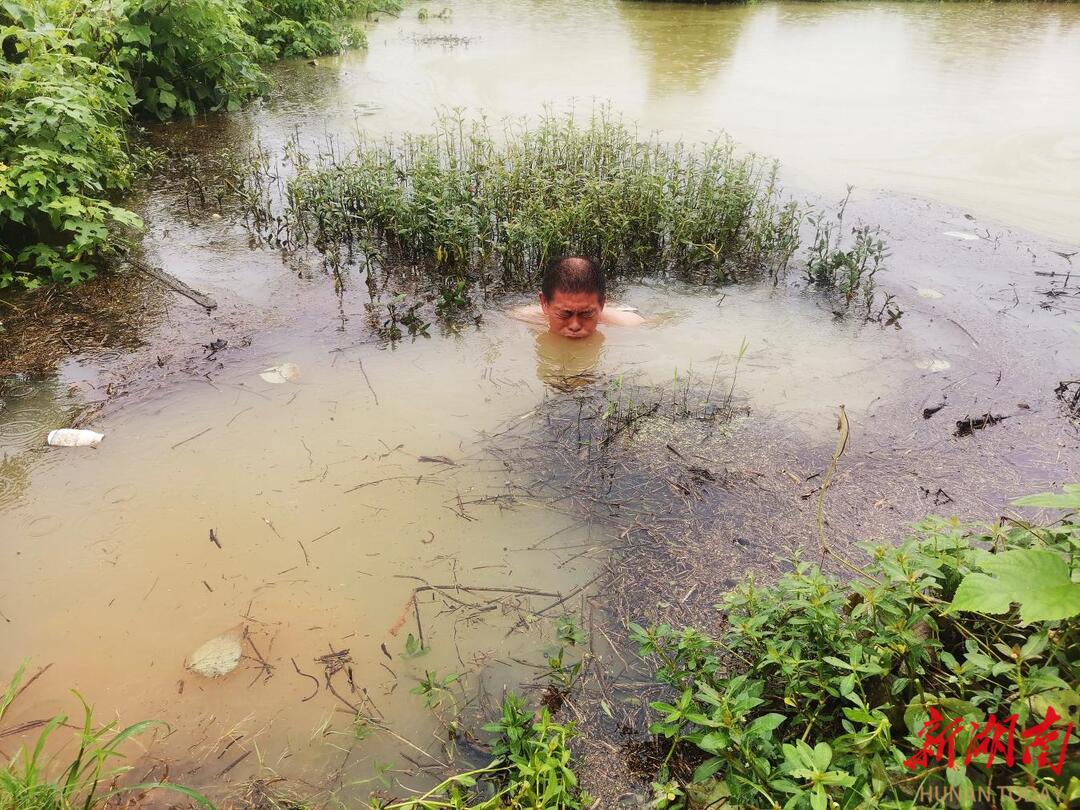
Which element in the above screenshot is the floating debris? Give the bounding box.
[260,362,301,384]
[954,413,1007,437]
[922,397,947,419]
[917,288,944,299]
[1056,380,1080,416]
[186,629,243,678]
[943,231,979,241]
[915,357,952,372]
[46,429,104,447]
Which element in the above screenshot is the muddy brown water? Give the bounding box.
[2,0,1080,803]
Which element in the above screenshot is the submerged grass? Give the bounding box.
[284,111,803,290]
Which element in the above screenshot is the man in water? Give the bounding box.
[512,255,644,339]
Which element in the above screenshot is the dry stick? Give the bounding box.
[291,658,320,702]
[226,406,252,427]
[310,526,341,544]
[0,719,49,739]
[358,358,379,405]
[171,426,212,450]
[218,749,252,778]
[131,259,218,311]
[391,576,559,599]
[346,475,426,492]
[534,572,606,617]
[413,595,425,649]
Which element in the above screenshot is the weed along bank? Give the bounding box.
[1,1,1079,809]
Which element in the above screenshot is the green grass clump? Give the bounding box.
[286,111,803,289]
[0,663,208,810]
[632,486,1080,809]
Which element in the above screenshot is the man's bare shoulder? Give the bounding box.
[510,304,547,325]
[601,305,646,327]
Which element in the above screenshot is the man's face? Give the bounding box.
[540,289,604,339]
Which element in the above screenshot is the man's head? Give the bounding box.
[539,255,606,339]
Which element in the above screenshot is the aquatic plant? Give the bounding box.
[632,485,1080,808]
[0,663,209,810]
[806,187,898,321]
[285,111,803,291]
[370,694,588,810]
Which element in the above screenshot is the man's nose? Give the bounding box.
[567,318,582,332]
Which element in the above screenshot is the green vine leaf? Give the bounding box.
[950,549,1080,623]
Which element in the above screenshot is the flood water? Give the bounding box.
[252,0,1080,243]
[2,0,1080,802]
[0,282,913,795]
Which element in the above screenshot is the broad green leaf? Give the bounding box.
[950,549,1080,622]
[747,712,786,737]
[691,757,725,784]
[1011,484,1080,510]
[812,742,832,771]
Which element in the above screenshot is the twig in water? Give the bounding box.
[310,526,340,544]
[171,426,213,450]
[358,358,379,405]
[291,658,320,702]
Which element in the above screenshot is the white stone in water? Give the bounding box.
[943,231,979,241]
[915,358,952,372]
[917,288,945,299]
[186,632,243,678]
[259,362,301,384]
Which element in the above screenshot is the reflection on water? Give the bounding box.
[224,0,1080,243]
[534,331,605,391]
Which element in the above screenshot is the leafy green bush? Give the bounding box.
[632,486,1080,809]
[1,0,393,287]
[109,0,270,119]
[0,1,141,287]
[286,112,803,288]
[248,0,401,59]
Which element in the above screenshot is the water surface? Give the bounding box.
[245,0,1080,244]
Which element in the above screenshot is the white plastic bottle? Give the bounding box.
[46,429,105,447]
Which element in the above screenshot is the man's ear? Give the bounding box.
[539,293,549,311]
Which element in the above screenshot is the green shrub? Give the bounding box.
[632,486,1080,809]
[0,662,209,810]
[247,0,402,60]
[285,111,803,289]
[1,0,393,287]
[0,1,141,287]
[110,0,271,119]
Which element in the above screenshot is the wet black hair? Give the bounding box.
[541,255,606,302]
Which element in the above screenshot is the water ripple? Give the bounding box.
[0,409,52,449]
